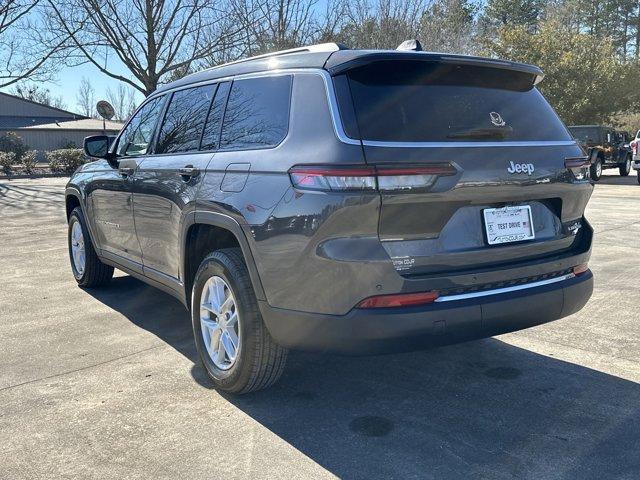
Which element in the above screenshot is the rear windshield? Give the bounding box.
[339,61,571,143]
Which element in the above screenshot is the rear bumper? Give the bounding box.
[260,270,593,355]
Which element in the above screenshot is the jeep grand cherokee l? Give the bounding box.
[66,43,594,394]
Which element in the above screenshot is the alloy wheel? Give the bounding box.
[200,276,241,370]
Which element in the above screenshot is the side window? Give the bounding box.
[201,82,231,151]
[116,97,165,156]
[156,84,217,154]
[220,75,292,151]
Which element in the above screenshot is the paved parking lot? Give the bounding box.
[1,173,639,479]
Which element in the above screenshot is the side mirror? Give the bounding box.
[84,135,117,166]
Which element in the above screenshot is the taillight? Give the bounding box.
[289,164,457,192]
[573,263,589,276]
[565,157,590,181]
[631,140,637,155]
[356,291,440,308]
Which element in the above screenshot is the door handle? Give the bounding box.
[119,167,135,177]
[179,166,200,180]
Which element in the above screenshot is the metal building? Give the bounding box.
[0,92,122,155]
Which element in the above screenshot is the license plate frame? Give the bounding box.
[483,205,535,246]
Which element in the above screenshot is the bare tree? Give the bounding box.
[75,76,95,118]
[234,0,320,55]
[10,82,67,110]
[106,83,138,122]
[339,0,425,49]
[419,0,479,54]
[0,0,70,88]
[47,0,246,96]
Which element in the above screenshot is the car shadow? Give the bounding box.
[595,174,639,186]
[87,275,640,479]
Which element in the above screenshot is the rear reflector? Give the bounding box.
[356,291,440,309]
[289,164,456,192]
[573,263,589,276]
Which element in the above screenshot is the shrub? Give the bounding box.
[0,132,29,161]
[0,151,16,175]
[21,151,38,175]
[45,149,86,174]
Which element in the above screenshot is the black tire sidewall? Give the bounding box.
[191,253,258,391]
[620,157,631,176]
[591,158,602,181]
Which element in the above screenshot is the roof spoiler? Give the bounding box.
[326,52,544,86]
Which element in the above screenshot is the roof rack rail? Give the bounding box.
[211,43,348,70]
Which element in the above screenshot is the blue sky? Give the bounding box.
[0,59,145,114]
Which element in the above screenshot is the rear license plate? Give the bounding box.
[483,205,535,245]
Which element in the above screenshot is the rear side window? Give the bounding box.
[341,61,571,143]
[156,84,216,154]
[220,75,292,150]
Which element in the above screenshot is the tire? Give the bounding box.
[590,157,603,181]
[619,156,631,176]
[637,171,640,185]
[191,248,287,394]
[68,207,114,288]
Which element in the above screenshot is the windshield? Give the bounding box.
[340,61,572,143]
[568,127,600,144]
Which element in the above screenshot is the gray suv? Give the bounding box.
[66,43,594,394]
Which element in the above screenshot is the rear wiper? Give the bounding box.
[446,126,513,140]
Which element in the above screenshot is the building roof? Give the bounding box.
[0,91,86,119]
[12,117,122,131]
[154,43,544,96]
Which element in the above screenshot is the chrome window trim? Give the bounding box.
[434,273,575,303]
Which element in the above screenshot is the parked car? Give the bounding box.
[568,125,632,180]
[66,42,594,394]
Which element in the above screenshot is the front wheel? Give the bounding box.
[68,207,113,287]
[637,170,640,185]
[191,248,287,394]
[620,156,632,176]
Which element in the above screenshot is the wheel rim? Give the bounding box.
[70,219,86,276]
[200,276,240,370]
[596,161,602,177]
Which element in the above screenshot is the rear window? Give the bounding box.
[340,61,571,143]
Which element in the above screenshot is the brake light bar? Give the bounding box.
[356,290,440,309]
[289,164,457,192]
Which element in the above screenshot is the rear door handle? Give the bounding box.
[179,166,200,180]
[119,167,135,177]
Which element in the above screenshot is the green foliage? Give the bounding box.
[21,151,38,175]
[0,132,29,161]
[0,151,16,175]
[482,20,635,125]
[482,0,544,27]
[45,149,86,174]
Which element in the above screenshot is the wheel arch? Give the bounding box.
[65,187,83,220]
[182,212,266,308]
